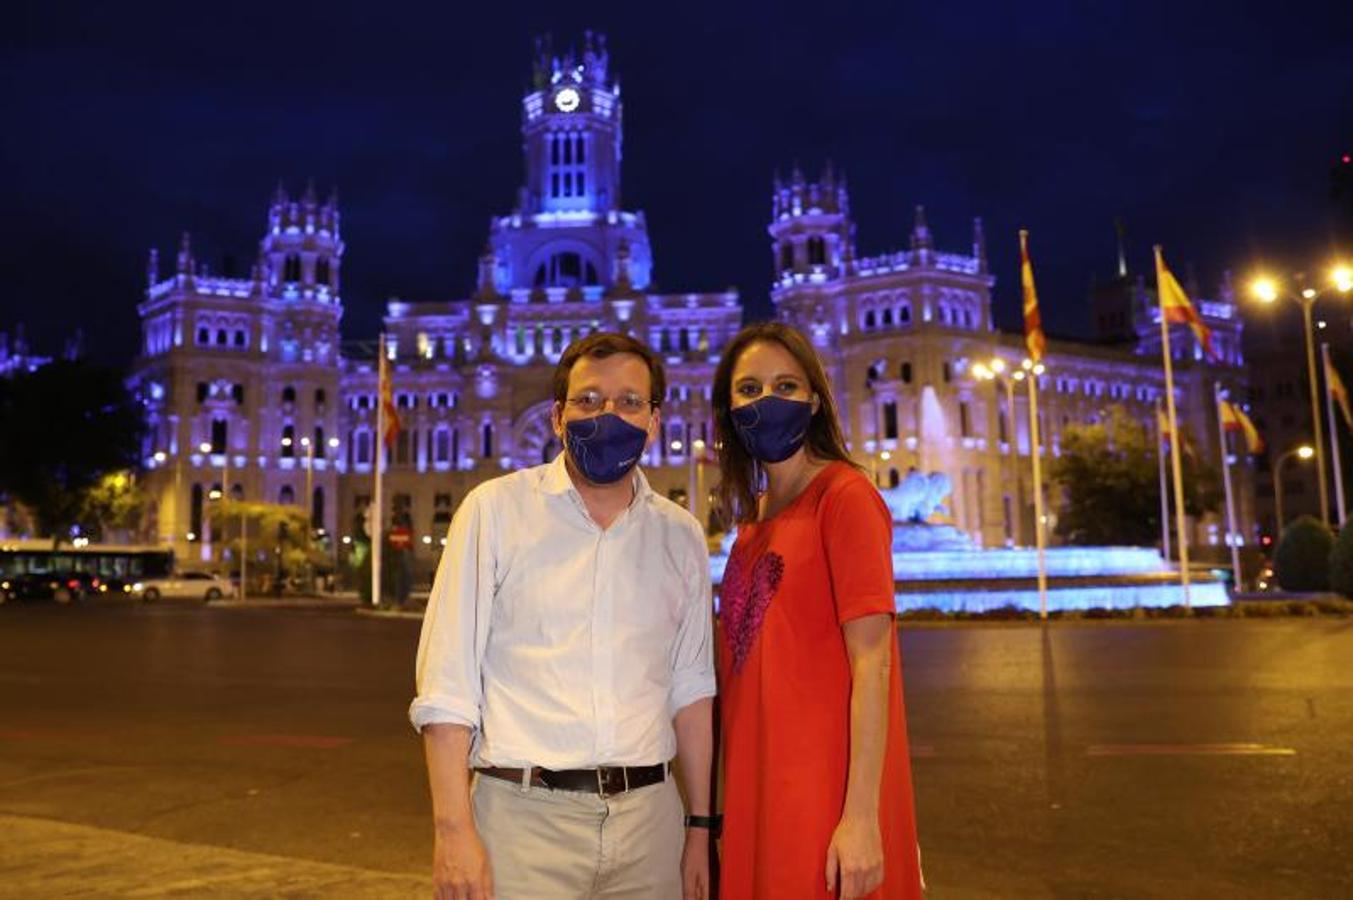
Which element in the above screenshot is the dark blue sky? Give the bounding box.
[3,0,1350,365]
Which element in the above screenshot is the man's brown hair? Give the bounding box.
[551,332,667,407]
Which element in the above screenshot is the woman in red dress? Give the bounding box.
[711,322,923,899]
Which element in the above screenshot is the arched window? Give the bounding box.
[281,424,295,457]
[882,308,894,326]
[889,468,900,488]
[282,385,296,405]
[311,487,324,529]
[900,362,912,384]
[780,243,795,272]
[807,237,826,266]
[216,329,227,345]
[314,388,326,410]
[315,258,331,287]
[533,252,600,288]
[864,310,876,330]
[279,485,295,505]
[482,423,494,458]
[283,255,301,282]
[314,426,326,458]
[882,402,899,439]
[899,304,911,324]
[190,484,203,538]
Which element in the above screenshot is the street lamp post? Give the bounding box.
[691,437,707,530]
[200,440,243,599]
[1272,444,1315,535]
[973,357,1022,545]
[1251,267,1353,524]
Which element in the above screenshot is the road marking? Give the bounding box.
[1086,742,1296,757]
[0,727,104,741]
[218,734,353,749]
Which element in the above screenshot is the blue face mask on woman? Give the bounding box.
[731,395,814,463]
[565,413,650,484]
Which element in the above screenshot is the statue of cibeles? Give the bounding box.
[880,469,952,523]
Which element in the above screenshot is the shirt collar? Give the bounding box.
[539,450,653,504]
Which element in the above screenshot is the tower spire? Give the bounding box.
[910,205,933,255]
[972,216,988,273]
[1114,217,1128,278]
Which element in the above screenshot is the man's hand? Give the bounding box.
[432,823,494,900]
[681,827,711,900]
[824,812,884,899]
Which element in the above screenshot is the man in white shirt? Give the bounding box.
[412,333,716,900]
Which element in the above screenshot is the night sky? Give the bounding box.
[3,1,1350,366]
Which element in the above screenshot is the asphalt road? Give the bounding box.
[1,603,1349,898]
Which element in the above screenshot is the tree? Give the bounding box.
[210,501,327,595]
[0,361,145,543]
[1275,515,1334,592]
[1048,404,1221,547]
[79,470,145,541]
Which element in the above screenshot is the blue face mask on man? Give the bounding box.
[565,413,650,484]
[731,395,814,463]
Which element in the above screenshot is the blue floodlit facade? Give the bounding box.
[127,34,1258,579]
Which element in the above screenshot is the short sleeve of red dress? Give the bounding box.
[821,475,897,624]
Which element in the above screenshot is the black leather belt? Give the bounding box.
[476,763,668,797]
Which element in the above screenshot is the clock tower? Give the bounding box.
[487,32,653,294]
[521,31,622,217]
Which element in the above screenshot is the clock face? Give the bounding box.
[554,87,580,113]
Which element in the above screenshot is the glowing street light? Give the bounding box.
[1247,273,1343,523]
[1334,265,1353,294]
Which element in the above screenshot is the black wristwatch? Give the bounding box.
[684,814,723,837]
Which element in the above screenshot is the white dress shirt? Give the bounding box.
[409,453,716,769]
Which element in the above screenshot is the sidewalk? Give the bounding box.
[0,814,427,898]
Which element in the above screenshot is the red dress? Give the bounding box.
[718,462,923,899]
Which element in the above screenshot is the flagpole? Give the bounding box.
[1155,398,1171,563]
[372,334,385,607]
[1027,367,1049,620]
[1214,383,1243,592]
[1323,342,1346,525]
[1155,246,1192,610]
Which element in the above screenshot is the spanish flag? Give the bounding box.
[1019,230,1047,363]
[1326,354,1353,430]
[378,336,402,449]
[1154,249,1215,361]
[1219,400,1264,454]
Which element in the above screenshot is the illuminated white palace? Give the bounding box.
[129,34,1256,578]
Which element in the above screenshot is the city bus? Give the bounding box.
[0,539,174,598]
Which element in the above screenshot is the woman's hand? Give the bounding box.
[825,812,884,898]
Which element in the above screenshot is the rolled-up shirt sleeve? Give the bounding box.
[668,520,717,716]
[409,487,495,733]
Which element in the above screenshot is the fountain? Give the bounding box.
[710,467,1228,613]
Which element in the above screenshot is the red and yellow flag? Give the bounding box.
[1326,354,1353,430]
[1155,250,1216,360]
[379,337,402,449]
[1019,230,1046,363]
[1219,400,1264,454]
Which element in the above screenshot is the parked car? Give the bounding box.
[133,572,234,603]
[0,572,93,604]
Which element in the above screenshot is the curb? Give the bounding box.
[354,606,425,621]
[206,598,362,611]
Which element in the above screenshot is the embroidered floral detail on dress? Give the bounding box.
[720,550,785,673]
